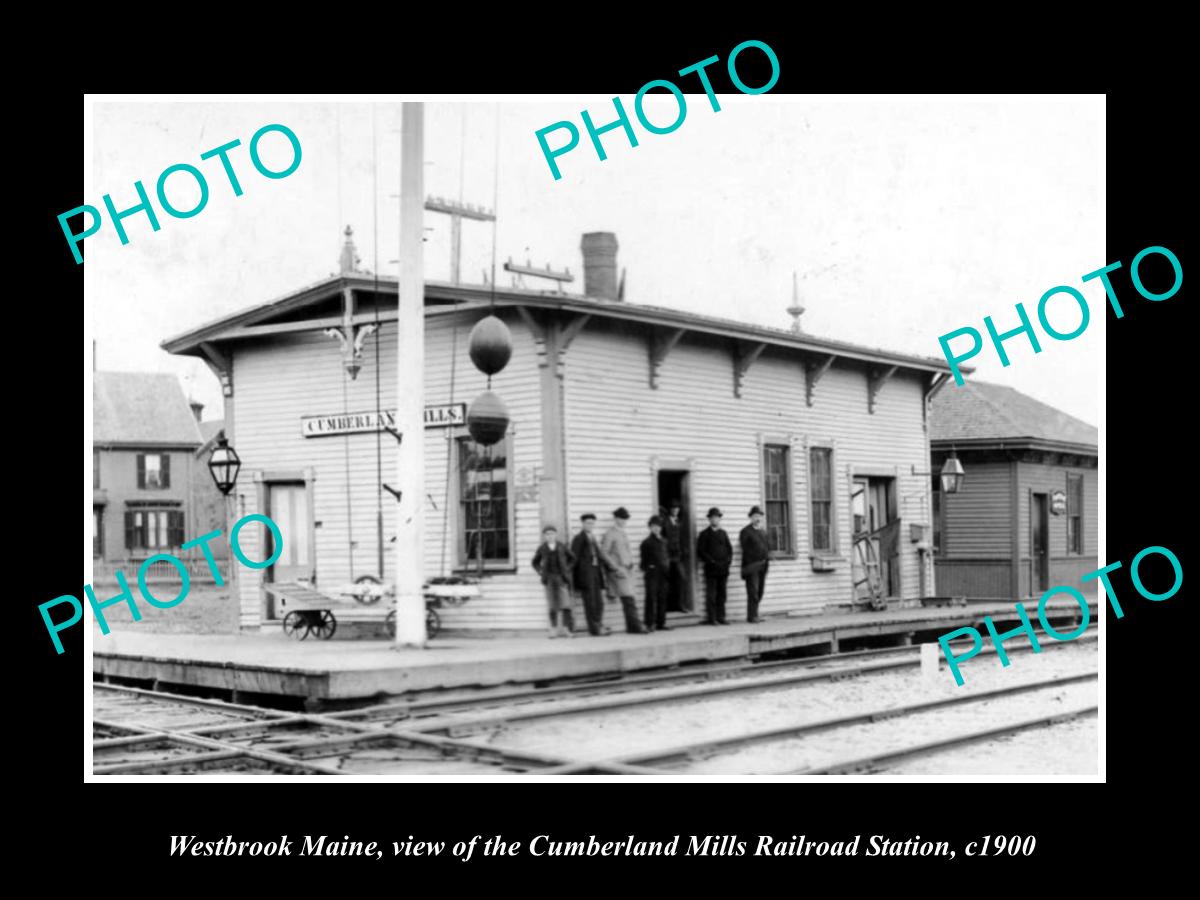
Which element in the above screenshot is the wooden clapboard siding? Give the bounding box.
[230,310,546,630]
[1015,460,1098,598]
[561,321,932,617]
[939,461,1012,559]
[933,559,1013,600]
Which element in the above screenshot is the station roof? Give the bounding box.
[94,371,203,448]
[161,272,960,377]
[930,381,1097,456]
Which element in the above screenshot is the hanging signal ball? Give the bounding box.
[467,390,510,446]
[468,314,513,376]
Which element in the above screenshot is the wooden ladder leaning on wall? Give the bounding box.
[852,531,887,611]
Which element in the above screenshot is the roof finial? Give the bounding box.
[787,270,806,333]
[339,225,361,274]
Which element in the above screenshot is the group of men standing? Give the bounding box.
[531,503,771,638]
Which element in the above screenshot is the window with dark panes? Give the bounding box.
[93,507,103,557]
[809,446,834,552]
[124,508,184,551]
[1066,473,1084,554]
[458,437,511,566]
[762,444,792,554]
[137,453,171,489]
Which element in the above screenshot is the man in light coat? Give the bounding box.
[601,507,649,634]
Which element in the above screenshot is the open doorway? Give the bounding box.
[656,469,695,614]
[263,481,313,620]
[1031,492,1050,594]
[850,476,900,600]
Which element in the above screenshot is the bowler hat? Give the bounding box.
[749,505,764,517]
[648,514,664,527]
[707,507,723,518]
[613,507,631,520]
[580,512,597,521]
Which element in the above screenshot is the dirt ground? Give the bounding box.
[90,581,240,635]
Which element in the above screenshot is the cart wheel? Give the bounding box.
[283,611,310,641]
[310,610,337,640]
[354,573,384,606]
[425,608,441,639]
[385,610,396,639]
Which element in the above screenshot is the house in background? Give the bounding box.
[92,372,204,577]
[929,381,1098,601]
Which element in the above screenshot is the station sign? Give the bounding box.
[301,404,466,438]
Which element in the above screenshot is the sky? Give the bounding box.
[87,96,1103,426]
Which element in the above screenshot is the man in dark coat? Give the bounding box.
[531,525,577,637]
[660,500,690,613]
[740,505,770,623]
[696,507,733,625]
[639,515,671,632]
[570,513,611,636]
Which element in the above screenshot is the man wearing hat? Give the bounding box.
[639,515,671,632]
[740,506,771,623]
[601,507,649,634]
[696,507,733,625]
[660,500,690,614]
[570,513,611,636]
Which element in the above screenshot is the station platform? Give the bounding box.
[93,598,1096,709]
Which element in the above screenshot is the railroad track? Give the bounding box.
[327,627,1097,728]
[93,634,1097,776]
[594,670,1098,773]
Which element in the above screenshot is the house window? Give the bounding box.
[1066,473,1084,555]
[762,444,793,555]
[457,437,511,567]
[93,507,104,558]
[137,453,171,489]
[125,509,185,551]
[809,446,834,552]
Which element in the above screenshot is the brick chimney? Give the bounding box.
[581,232,620,301]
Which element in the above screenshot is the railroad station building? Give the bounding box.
[162,230,957,633]
[929,381,1098,601]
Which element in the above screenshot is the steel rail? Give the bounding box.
[605,670,1099,768]
[92,722,346,776]
[393,637,1098,737]
[330,630,1097,725]
[93,681,295,719]
[793,705,1099,775]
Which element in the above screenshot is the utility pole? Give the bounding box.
[425,197,494,283]
[394,102,426,647]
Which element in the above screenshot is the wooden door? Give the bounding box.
[265,482,312,618]
[1031,493,1049,593]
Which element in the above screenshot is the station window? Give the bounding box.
[809,446,835,552]
[457,437,512,568]
[137,453,170,489]
[93,506,104,558]
[762,444,793,555]
[1066,473,1084,554]
[125,509,185,551]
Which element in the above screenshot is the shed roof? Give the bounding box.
[930,380,1097,455]
[93,371,203,448]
